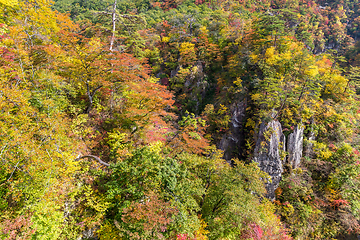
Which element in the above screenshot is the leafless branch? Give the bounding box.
[75,155,110,167]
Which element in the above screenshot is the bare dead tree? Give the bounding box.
[74,155,110,167]
[109,0,117,51]
[93,0,145,51]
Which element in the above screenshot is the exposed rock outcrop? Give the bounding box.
[254,120,285,200]
[78,228,98,240]
[287,125,304,169]
[305,117,316,158]
[218,106,307,200]
[218,100,247,162]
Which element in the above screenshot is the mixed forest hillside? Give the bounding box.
[2,0,360,239]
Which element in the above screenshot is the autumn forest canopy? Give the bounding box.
[3,0,360,239]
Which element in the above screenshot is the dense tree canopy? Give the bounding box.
[1,0,360,239]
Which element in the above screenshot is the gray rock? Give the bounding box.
[218,100,247,162]
[305,117,316,158]
[254,120,285,200]
[287,125,304,169]
[170,66,180,78]
[77,228,99,240]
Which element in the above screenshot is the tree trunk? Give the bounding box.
[109,0,117,51]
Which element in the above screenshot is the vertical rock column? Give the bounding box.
[305,117,316,158]
[219,101,247,162]
[287,125,304,169]
[254,120,285,200]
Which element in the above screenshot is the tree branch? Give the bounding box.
[75,155,110,167]
[91,85,103,98]
[110,0,117,51]
[212,195,225,213]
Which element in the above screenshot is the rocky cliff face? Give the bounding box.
[254,120,286,200]
[218,101,247,162]
[287,125,304,169]
[305,118,316,158]
[253,121,305,200]
[217,105,307,200]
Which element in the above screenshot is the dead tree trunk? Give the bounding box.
[109,0,117,51]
